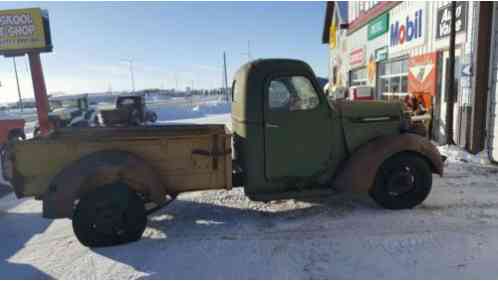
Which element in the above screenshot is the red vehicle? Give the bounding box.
[0,117,25,145]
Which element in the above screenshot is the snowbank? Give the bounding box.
[438,144,492,166]
[153,98,230,122]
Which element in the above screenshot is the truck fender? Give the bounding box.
[43,150,168,219]
[332,133,443,193]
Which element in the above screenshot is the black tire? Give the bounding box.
[33,127,40,137]
[150,112,157,123]
[370,152,432,210]
[72,183,147,247]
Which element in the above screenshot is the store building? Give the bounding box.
[485,2,498,162]
[322,1,496,157]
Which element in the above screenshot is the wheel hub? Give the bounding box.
[93,202,126,235]
[387,166,416,196]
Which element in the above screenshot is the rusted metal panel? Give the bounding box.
[42,150,167,218]
[9,125,232,218]
[333,133,443,193]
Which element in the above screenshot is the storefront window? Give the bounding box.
[376,57,409,101]
[350,67,367,86]
[401,76,408,93]
[378,63,386,76]
[380,78,389,93]
[390,77,400,93]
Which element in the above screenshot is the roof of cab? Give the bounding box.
[232,58,316,124]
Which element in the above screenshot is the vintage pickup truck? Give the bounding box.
[3,59,443,247]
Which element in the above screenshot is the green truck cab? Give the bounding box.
[4,59,443,247]
[232,59,442,203]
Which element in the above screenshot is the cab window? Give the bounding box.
[268,76,319,111]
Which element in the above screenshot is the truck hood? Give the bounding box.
[333,100,404,153]
[333,100,404,121]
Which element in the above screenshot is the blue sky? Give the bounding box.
[0,1,328,102]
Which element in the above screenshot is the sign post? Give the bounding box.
[28,52,50,135]
[445,2,457,145]
[0,8,53,135]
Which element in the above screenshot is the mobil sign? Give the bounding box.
[389,2,427,54]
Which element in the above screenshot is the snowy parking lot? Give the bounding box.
[2,111,498,279]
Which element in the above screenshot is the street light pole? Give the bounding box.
[223,51,229,102]
[122,59,135,93]
[12,57,23,112]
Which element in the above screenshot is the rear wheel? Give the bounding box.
[72,183,147,247]
[370,153,432,210]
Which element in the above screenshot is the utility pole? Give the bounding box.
[12,57,23,112]
[241,40,252,62]
[247,40,251,61]
[223,51,229,102]
[175,73,179,92]
[121,59,135,93]
[445,1,456,145]
[190,79,194,107]
[107,81,113,94]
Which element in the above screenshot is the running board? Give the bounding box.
[247,187,339,202]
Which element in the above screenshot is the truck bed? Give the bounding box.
[9,124,232,198]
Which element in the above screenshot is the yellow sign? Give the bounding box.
[329,17,337,49]
[0,8,49,53]
[367,55,376,85]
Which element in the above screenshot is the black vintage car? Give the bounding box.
[100,94,157,126]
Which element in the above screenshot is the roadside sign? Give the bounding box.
[0,8,52,56]
[436,2,467,39]
[461,64,472,77]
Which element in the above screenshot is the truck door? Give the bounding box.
[264,75,332,180]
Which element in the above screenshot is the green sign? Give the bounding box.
[368,13,389,40]
[375,46,388,62]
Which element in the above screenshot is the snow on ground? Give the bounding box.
[152,97,230,121]
[3,106,498,278]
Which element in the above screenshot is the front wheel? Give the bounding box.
[370,153,432,210]
[72,183,147,247]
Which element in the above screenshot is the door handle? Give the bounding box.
[266,123,279,128]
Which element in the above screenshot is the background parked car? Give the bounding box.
[0,113,25,144]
